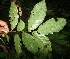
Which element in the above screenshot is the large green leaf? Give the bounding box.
[32,31,52,58]
[38,18,66,35]
[32,31,52,53]
[9,2,19,30]
[28,0,47,32]
[22,31,52,55]
[22,32,38,53]
[14,34,22,56]
[17,19,25,31]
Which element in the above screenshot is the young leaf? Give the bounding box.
[22,32,38,53]
[38,18,66,35]
[9,2,19,30]
[28,0,47,32]
[17,19,25,31]
[14,34,22,56]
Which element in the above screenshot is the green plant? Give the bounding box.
[0,0,67,59]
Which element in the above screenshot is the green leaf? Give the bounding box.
[14,34,22,56]
[32,31,52,53]
[9,2,19,30]
[56,18,67,31]
[5,35,9,42]
[28,0,47,32]
[38,18,66,35]
[22,32,38,53]
[22,31,52,54]
[32,31,52,58]
[17,19,25,31]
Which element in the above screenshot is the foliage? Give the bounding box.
[9,2,19,30]
[17,19,25,31]
[28,0,47,32]
[14,34,22,57]
[22,32,38,53]
[38,18,66,35]
[0,0,68,59]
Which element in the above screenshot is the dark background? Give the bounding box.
[0,0,70,20]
